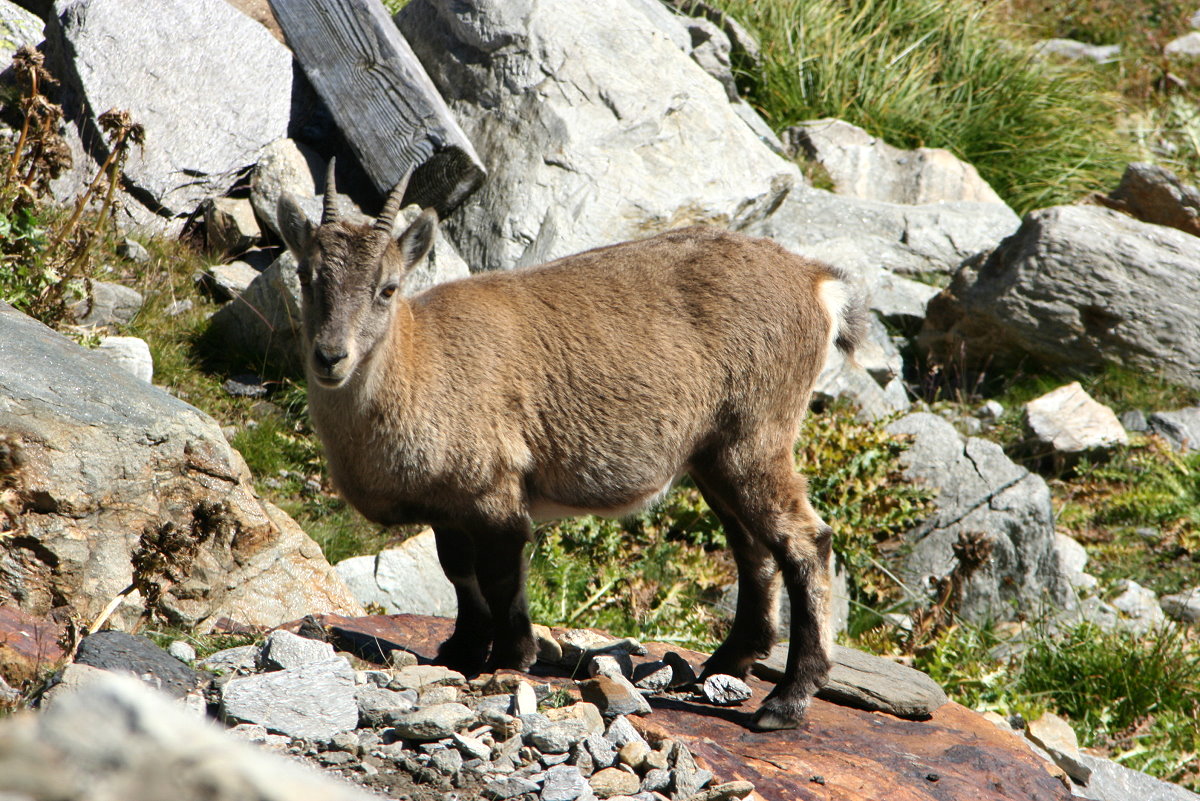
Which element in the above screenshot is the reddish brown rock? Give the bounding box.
[301,614,1071,801]
[0,607,65,686]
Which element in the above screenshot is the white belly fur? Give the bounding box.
[528,479,676,523]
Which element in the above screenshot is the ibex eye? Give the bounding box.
[379,285,398,300]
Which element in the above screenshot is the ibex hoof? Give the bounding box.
[750,706,802,732]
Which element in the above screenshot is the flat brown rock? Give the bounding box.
[307,614,1069,801]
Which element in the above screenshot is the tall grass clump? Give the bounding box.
[713,0,1135,212]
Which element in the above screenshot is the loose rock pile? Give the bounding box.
[51,626,761,801]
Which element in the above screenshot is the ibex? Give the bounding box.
[277,163,867,731]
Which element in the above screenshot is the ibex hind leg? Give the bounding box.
[695,452,833,731]
[433,527,492,674]
[692,471,779,681]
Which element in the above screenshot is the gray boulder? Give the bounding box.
[0,671,379,801]
[1160,587,1200,624]
[45,0,291,218]
[0,301,363,629]
[1148,408,1200,452]
[333,529,457,618]
[0,1,43,64]
[745,182,1020,278]
[920,205,1200,390]
[250,138,324,240]
[886,413,1072,622]
[396,0,797,274]
[1165,31,1200,60]
[786,118,1005,205]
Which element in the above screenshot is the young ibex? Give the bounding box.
[277,163,867,731]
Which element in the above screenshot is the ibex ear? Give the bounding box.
[397,208,438,269]
[277,193,315,256]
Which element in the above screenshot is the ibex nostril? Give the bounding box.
[314,346,347,370]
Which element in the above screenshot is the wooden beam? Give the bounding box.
[269,0,485,217]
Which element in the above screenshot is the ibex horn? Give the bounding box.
[373,165,416,238]
[322,158,339,225]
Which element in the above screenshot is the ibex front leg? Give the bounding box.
[473,518,536,671]
[433,527,492,674]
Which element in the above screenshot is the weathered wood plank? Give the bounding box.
[269,0,485,216]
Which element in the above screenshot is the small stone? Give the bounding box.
[541,764,592,801]
[205,196,262,254]
[72,281,144,328]
[1026,712,1092,785]
[223,373,269,398]
[1161,587,1200,623]
[485,775,541,799]
[96,336,153,382]
[527,720,590,754]
[618,740,649,770]
[662,652,698,688]
[202,261,261,301]
[391,703,477,741]
[640,768,671,793]
[534,624,563,664]
[260,629,336,670]
[452,731,493,762]
[165,298,193,317]
[1120,409,1149,432]
[356,684,418,727]
[543,751,572,767]
[583,733,618,770]
[545,702,604,736]
[318,750,356,767]
[513,680,538,716]
[421,684,461,706]
[589,654,633,680]
[578,676,651,718]
[700,674,752,706]
[167,641,196,664]
[391,664,467,690]
[387,648,419,668]
[197,644,259,675]
[220,657,358,742]
[603,717,646,749]
[329,730,360,754]
[631,662,672,694]
[977,399,1004,421]
[118,237,151,264]
[431,747,464,776]
[1023,382,1127,455]
[1111,580,1166,633]
[683,781,756,801]
[671,765,713,798]
[590,767,640,798]
[571,741,595,776]
[643,748,668,772]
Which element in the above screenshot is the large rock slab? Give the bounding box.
[746,182,1020,278]
[786,118,1005,205]
[0,301,363,629]
[0,606,65,686]
[74,630,203,699]
[308,614,1074,801]
[396,0,797,273]
[0,671,379,800]
[1073,752,1200,801]
[0,1,44,64]
[333,529,457,618]
[886,413,1072,622]
[1148,407,1200,452]
[45,0,291,217]
[920,205,1200,390]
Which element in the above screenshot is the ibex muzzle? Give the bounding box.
[278,160,867,730]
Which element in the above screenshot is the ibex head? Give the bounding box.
[277,160,438,389]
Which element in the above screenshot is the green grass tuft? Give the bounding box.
[714,0,1136,213]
